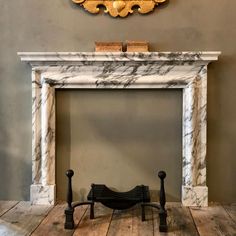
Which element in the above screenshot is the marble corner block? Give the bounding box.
[182,186,208,207]
[18,51,220,206]
[30,184,55,205]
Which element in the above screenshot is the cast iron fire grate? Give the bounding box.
[64,170,167,232]
[87,184,150,210]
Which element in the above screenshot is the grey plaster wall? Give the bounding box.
[0,0,236,202]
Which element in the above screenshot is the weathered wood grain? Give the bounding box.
[107,208,133,236]
[1,201,235,236]
[223,203,236,224]
[154,202,198,236]
[31,202,87,236]
[107,204,153,236]
[132,205,154,236]
[0,201,18,217]
[0,201,51,236]
[190,204,236,236]
[95,42,122,52]
[73,203,113,236]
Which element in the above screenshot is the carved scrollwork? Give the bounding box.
[72,0,167,17]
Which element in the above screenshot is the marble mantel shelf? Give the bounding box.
[18,51,220,64]
[18,51,220,206]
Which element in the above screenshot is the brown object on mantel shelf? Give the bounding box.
[126,41,149,52]
[95,42,123,52]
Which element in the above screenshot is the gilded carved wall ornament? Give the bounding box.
[72,0,167,17]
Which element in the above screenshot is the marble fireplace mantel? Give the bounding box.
[18,51,220,206]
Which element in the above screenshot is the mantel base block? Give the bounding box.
[182,186,208,207]
[30,184,56,205]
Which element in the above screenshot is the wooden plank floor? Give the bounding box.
[0,201,235,236]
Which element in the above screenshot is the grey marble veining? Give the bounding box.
[18,52,220,64]
[32,70,42,184]
[18,52,220,206]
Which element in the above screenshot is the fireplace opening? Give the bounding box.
[56,89,182,202]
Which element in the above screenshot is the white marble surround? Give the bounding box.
[18,52,220,206]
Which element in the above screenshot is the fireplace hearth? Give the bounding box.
[18,51,220,207]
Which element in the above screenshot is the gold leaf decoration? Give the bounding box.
[72,0,167,17]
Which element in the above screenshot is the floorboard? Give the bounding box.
[31,202,87,236]
[0,201,51,236]
[154,203,199,236]
[106,204,154,236]
[132,205,154,236]
[107,208,133,236]
[0,201,18,217]
[190,204,236,236]
[0,201,236,236]
[73,203,113,236]
[223,203,236,224]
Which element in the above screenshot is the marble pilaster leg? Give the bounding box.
[31,81,56,205]
[182,67,208,207]
[32,70,42,184]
